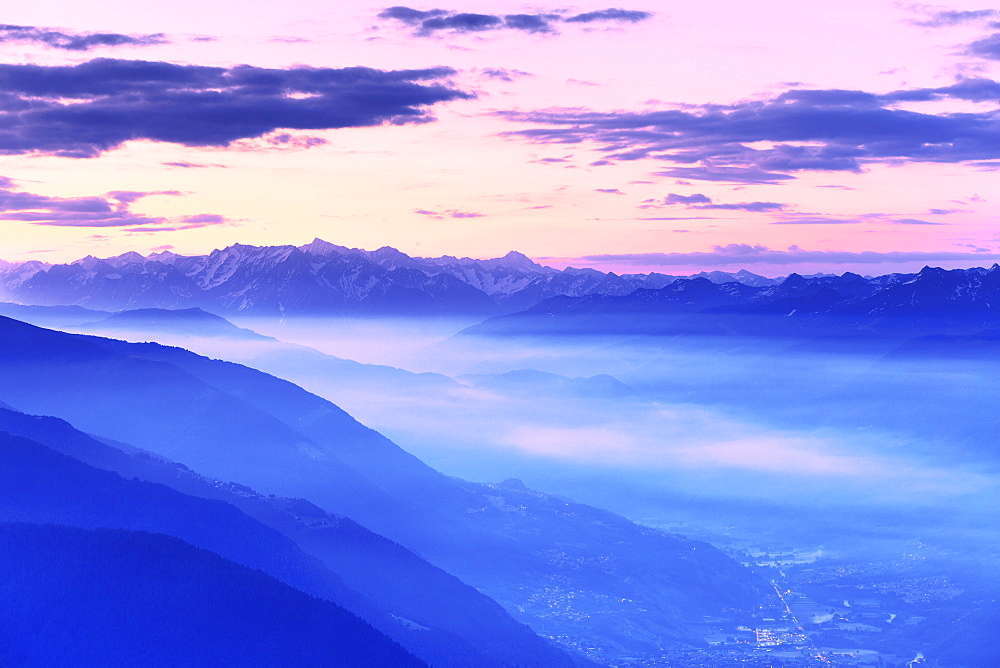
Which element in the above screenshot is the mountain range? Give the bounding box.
[464,264,1000,340]
[0,240,777,317]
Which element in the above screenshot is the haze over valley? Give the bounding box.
[2,0,999,664]
[1,241,997,665]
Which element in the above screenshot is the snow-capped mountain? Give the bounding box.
[0,240,779,317]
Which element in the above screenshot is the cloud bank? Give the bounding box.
[0,59,470,157]
[567,244,1000,267]
[0,24,167,51]
[662,193,786,211]
[378,6,651,36]
[499,81,1000,181]
[0,177,226,229]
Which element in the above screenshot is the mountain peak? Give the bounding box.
[299,238,349,256]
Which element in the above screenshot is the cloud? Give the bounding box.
[773,212,944,226]
[700,201,787,212]
[0,177,227,229]
[967,33,1000,59]
[532,155,572,164]
[910,8,999,27]
[572,244,1000,267]
[414,208,483,219]
[162,161,227,169]
[0,58,470,158]
[377,6,651,36]
[595,188,625,194]
[771,216,861,225]
[665,193,711,204]
[0,23,167,51]
[885,77,1000,102]
[497,82,1000,181]
[637,216,715,220]
[649,193,785,212]
[564,8,651,23]
[653,166,797,184]
[892,218,945,225]
[478,67,532,81]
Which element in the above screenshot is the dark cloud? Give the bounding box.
[532,155,572,164]
[886,77,1000,102]
[478,67,532,81]
[665,193,711,204]
[378,6,450,23]
[892,218,945,225]
[0,24,167,51]
[564,8,651,23]
[179,213,227,225]
[967,33,1000,59]
[422,13,504,33]
[498,81,1000,182]
[503,14,558,33]
[595,188,625,194]
[378,6,651,36]
[654,166,797,185]
[575,244,1000,267]
[0,58,470,157]
[699,201,787,212]
[0,178,225,229]
[911,8,999,27]
[663,192,784,211]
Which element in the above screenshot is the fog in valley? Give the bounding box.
[74,314,998,576]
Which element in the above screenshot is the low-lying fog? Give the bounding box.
[70,314,998,570]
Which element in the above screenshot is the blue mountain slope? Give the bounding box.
[82,306,273,339]
[0,522,423,667]
[0,314,760,660]
[0,406,565,668]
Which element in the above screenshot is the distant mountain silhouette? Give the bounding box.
[82,306,272,339]
[463,265,1000,340]
[0,301,110,328]
[0,315,761,660]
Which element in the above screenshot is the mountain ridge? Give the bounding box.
[0,313,761,661]
[0,240,783,317]
[463,264,1000,340]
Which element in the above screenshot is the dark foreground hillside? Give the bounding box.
[0,522,423,667]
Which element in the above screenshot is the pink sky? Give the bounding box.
[0,0,998,275]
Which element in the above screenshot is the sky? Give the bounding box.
[0,0,999,275]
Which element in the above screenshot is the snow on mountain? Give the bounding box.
[0,240,783,316]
